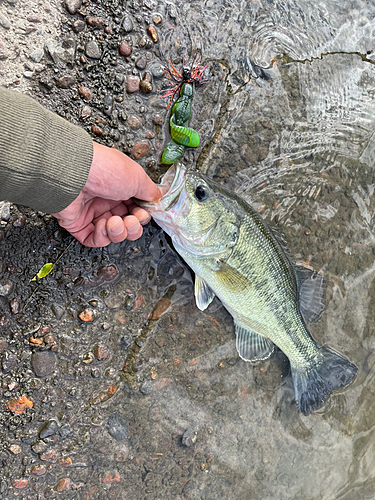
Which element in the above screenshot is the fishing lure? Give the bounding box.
[161,82,200,165]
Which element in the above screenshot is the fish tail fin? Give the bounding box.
[291,346,357,415]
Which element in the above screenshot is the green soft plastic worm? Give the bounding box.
[161,83,200,165]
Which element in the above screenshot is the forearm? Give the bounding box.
[0,87,93,213]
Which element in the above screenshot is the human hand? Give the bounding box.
[52,142,161,247]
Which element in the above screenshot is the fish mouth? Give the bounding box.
[141,163,187,212]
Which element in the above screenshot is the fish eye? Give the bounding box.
[194,185,208,201]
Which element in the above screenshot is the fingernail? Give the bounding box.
[140,216,151,225]
[127,223,139,235]
[110,222,124,236]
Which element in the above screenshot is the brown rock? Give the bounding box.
[119,41,131,57]
[91,125,103,136]
[126,75,140,93]
[31,464,47,476]
[97,265,117,281]
[104,26,113,35]
[72,19,85,32]
[9,444,22,455]
[80,105,92,120]
[78,86,93,100]
[93,344,110,361]
[56,478,70,491]
[86,16,104,29]
[102,473,120,484]
[65,0,82,15]
[39,449,57,461]
[6,395,33,415]
[57,456,73,467]
[147,25,158,42]
[152,114,163,126]
[79,308,94,322]
[132,141,150,159]
[128,115,142,129]
[27,15,41,23]
[9,297,20,314]
[56,75,76,89]
[12,478,28,489]
[135,55,147,70]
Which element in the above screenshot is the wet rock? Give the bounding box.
[138,36,148,48]
[0,42,8,60]
[56,75,76,89]
[140,380,154,395]
[78,86,93,100]
[31,351,56,377]
[152,13,162,24]
[85,40,101,59]
[79,308,94,322]
[39,449,56,461]
[65,0,82,15]
[149,62,164,78]
[97,265,117,281]
[119,41,131,57]
[56,478,70,492]
[31,441,48,455]
[80,105,91,120]
[122,16,133,32]
[13,214,25,227]
[59,423,72,438]
[0,15,10,30]
[12,479,28,490]
[45,39,75,65]
[147,25,158,43]
[31,464,47,476]
[0,201,11,221]
[92,125,103,136]
[30,48,44,63]
[181,426,197,447]
[135,55,147,70]
[132,141,150,159]
[0,282,12,296]
[128,115,142,129]
[9,297,20,314]
[126,75,140,93]
[51,304,64,319]
[152,114,163,126]
[107,414,128,442]
[87,16,104,29]
[39,420,58,439]
[9,444,21,455]
[72,19,85,33]
[103,95,113,116]
[93,344,110,361]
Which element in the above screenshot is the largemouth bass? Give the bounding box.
[141,163,357,415]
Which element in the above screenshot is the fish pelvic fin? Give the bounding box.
[296,266,326,323]
[291,346,358,415]
[195,275,215,311]
[235,322,275,362]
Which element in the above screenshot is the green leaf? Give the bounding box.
[31,263,54,281]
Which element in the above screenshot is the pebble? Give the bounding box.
[103,95,113,116]
[80,105,91,120]
[39,420,58,439]
[85,40,101,59]
[9,297,20,314]
[0,42,8,60]
[97,265,117,281]
[93,344,110,361]
[11,479,28,490]
[135,55,147,70]
[79,308,94,322]
[30,48,44,63]
[140,380,153,395]
[119,41,131,57]
[152,114,163,126]
[86,16,104,29]
[0,201,11,221]
[39,449,56,461]
[181,426,197,447]
[92,124,103,136]
[65,0,82,15]
[31,351,57,377]
[0,282,12,296]
[59,423,72,438]
[72,19,85,33]
[78,86,93,100]
[114,447,129,462]
[107,414,128,441]
[31,464,47,476]
[0,15,10,29]
[51,304,64,319]
[45,39,75,65]
[56,75,76,89]
[27,14,41,23]
[138,36,147,48]
[122,16,133,32]
[152,14,162,24]
[56,478,70,492]
[31,441,48,454]
[23,71,34,79]
[149,62,164,78]
[9,444,22,455]
[132,141,150,159]
[147,25,158,42]
[126,75,140,93]
[13,214,26,227]
[128,115,142,128]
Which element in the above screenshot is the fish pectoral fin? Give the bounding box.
[212,262,249,292]
[235,322,275,362]
[195,275,216,311]
[296,266,326,323]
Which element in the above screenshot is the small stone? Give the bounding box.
[31,441,48,455]
[9,297,20,314]
[107,414,128,442]
[31,351,56,378]
[23,71,34,79]
[9,444,22,455]
[138,36,147,48]
[85,40,101,59]
[181,426,197,447]
[151,297,171,319]
[31,464,47,476]
[91,125,103,136]
[102,473,121,484]
[122,16,133,32]
[78,86,93,100]
[39,420,58,439]
[0,201,11,221]
[30,48,44,63]
[59,424,72,438]
[140,380,153,395]
[103,95,113,116]
[128,115,142,128]
[132,141,150,159]
[119,41,131,57]
[0,339,9,353]
[65,0,82,15]
[79,308,94,322]
[0,15,10,29]
[7,395,33,415]
[39,449,56,461]
[140,80,152,94]
[72,19,85,32]
[149,62,164,79]
[126,75,139,93]
[86,16,104,29]
[51,304,64,319]
[135,55,147,70]
[0,282,12,296]
[152,14,162,24]
[80,105,91,120]
[147,25,158,42]
[93,344,110,361]
[56,75,76,89]
[27,14,41,23]
[0,42,8,60]
[97,265,117,281]
[55,478,70,492]
[104,26,113,34]
[13,215,26,227]
[152,114,163,126]
[2,353,17,372]
[12,479,28,490]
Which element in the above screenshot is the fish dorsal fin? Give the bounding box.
[195,275,215,311]
[296,266,326,323]
[212,261,249,292]
[235,322,275,362]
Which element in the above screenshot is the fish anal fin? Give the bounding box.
[195,275,215,311]
[235,322,274,362]
[296,266,326,323]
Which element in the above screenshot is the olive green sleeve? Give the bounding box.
[0,87,93,213]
